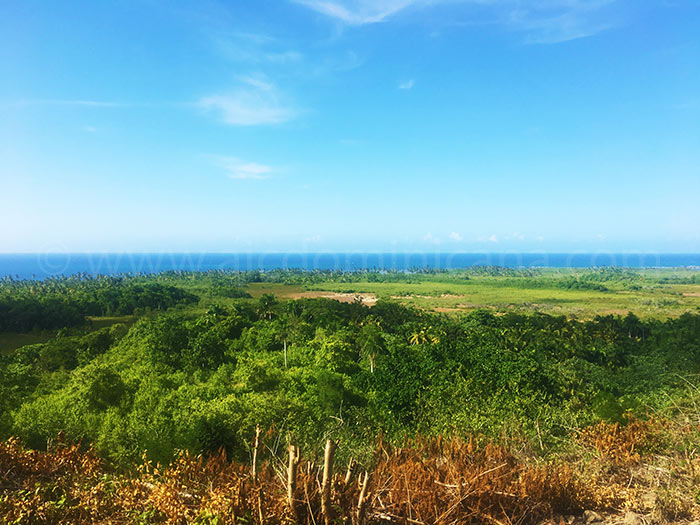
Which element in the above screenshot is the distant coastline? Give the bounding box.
[2,253,700,280]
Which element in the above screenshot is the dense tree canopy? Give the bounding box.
[0,276,198,331]
[2,272,700,468]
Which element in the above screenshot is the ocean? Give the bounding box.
[1,253,699,280]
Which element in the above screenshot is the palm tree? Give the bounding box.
[257,293,278,320]
[279,301,304,368]
[409,326,441,346]
[358,317,383,373]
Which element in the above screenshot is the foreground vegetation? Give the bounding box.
[1,267,700,522]
[3,415,699,524]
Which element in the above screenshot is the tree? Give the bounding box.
[144,315,190,368]
[278,301,307,368]
[257,294,278,320]
[358,317,384,373]
[409,326,440,346]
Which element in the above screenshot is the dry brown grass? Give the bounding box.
[579,417,666,467]
[1,419,699,524]
[578,416,700,521]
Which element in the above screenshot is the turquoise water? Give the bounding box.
[1,253,699,280]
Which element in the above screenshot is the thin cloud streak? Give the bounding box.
[509,0,616,44]
[216,157,275,179]
[295,0,621,43]
[198,76,297,126]
[294,0,415,24]
[213,31,304,64]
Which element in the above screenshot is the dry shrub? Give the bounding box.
[366,436,618,524]
[0,434,115,524]
[579,416,665,466]
[579,416,700,519]
[122,448,292,524]
[0,432,623,524]
[653,489,694,522]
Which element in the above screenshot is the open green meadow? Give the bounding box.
[3,268,698,354]
[286,268,700,319]
[305,278,700,318]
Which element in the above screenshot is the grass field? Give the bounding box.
[0,332,54,355]
[120,267,700,320]
[0,315,138,354]
[294,270,700,319]
[3,269,700,355]
[87,315,137,330]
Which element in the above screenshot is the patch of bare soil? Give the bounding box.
[391,293,466,300]
[289,291,377,305]
[548,509,698,525]
[682,292,700,297]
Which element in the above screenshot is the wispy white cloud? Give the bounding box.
[295,0,620,43]
[198,76,297,126]
[508,1,615,44]
[449,231,463,241]
[214,32,303,64]
[294,0,416,24]
[216,157,275,179]
[398,79,415,90]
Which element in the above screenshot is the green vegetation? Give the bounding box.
[303,267,700,319]
[0,275,198,332]
[1,267,700,474]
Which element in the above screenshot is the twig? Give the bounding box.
[535,418,544,451]
[251,425,261,483]
[356,471,370,525]
[304,478,318,525]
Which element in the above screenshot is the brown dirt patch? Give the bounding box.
[288,291,377,306]
[682,292,700,297]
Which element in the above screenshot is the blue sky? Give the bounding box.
[1,0,699,253]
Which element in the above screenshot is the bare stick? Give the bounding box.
[287,444,300,519]
[252,424,261,482]
[321,439,337,525]
[405,473,413,521]
[356,471,370,525]
[257,489,264,524]
[344,457,356,485]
